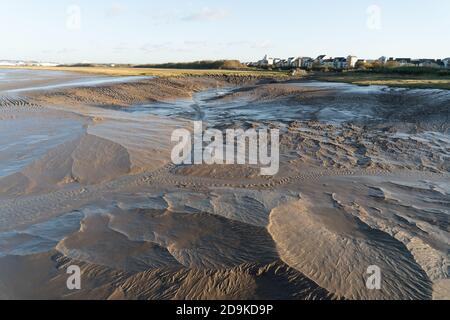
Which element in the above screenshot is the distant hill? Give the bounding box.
[134,60,248,70]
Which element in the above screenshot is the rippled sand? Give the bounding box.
[0,71,448,300]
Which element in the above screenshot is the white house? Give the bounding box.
[292,57,302,68]
[378,56,387,64]
[419,59,441,68]
[314,55,331,64]
[347,56,358,68]
[292,57,314,69]
[0,60,26,66]
[292,57,313,69]
[395,58,412,66]
[443,58,450,68]
[258,55,274,67]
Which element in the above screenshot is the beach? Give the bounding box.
[0,68,448,300]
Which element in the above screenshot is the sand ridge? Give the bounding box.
[0,72,448,300]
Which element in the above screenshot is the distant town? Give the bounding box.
[0,60,59,67]
[2,55,450,72]
[248,55,450,70]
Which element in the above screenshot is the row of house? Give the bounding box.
[382,57,450,68]
[249,54,360,70]
[0,60,58,67]
[250,54,450,70]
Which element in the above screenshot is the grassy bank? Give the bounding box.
[1,65,289,78]
[311,71,450,90]
[5,65,449,89]
[134,60,248,70]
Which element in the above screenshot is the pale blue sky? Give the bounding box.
[1,0,449,63]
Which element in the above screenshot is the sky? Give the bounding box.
[1,0,449,64]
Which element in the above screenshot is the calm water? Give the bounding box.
[0,210,84,257]
[124,83,382,125]
[0,115,85,178]
[0,68,152,93]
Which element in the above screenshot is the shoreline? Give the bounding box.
[3,65,450,90]
[0,65,290,79]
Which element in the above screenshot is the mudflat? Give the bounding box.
[0,69,448,300]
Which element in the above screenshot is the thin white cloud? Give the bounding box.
[139,39,272,55]
[183,40,209,47]
[105,3,127,18]
[140,40,214,54]
[42,48,78,55]
[113,43,130,52]
[182,7,230,21]
[250,40,273,49]
[147,10,180,25]
[226,40,273,50]
[140,42,173,53]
